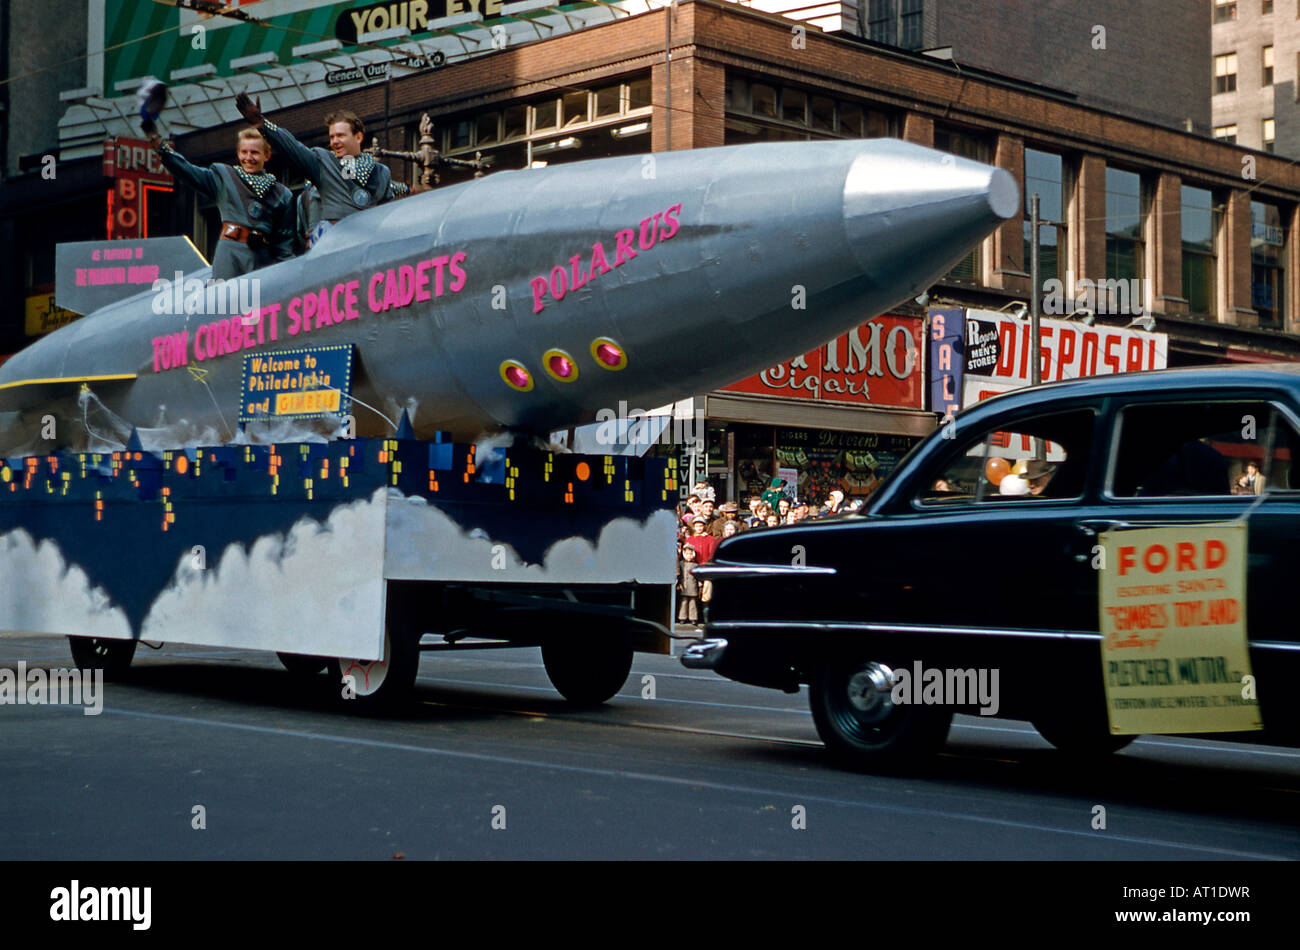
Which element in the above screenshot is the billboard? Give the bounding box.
[721,314,924,410]
[101,0,604,89]
[928,308,1168,412]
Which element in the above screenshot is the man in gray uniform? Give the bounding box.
[235,94,409,247]
[146,126,295,278]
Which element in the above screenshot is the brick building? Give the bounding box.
[750,0,1212,134]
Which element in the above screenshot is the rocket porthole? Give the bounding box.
[590,338,628,371]
[500,361,535,392]
[543,349,579,382]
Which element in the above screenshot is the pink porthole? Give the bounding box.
[500,360,534,392]
[543,349,579,382]
[590,337,627,371]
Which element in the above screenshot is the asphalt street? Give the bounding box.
[2,633,1298,861]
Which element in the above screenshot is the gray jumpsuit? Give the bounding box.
[261,120,409,242]
[155,143,295,279]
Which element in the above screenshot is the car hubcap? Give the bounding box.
[338,633,392,697]
[846,662,895,723]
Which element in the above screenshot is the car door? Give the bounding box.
[857,397,1108,637]
[1089,391,1300,738]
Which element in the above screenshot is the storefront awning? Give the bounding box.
[701,393,937,437]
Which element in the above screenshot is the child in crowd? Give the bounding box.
[677,544,701,625]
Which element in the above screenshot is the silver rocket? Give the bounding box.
[0,138,1016,451]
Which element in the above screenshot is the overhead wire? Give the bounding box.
[6,4,1294,223]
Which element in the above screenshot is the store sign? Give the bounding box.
[927,308,964,420]
[771,428,918,500]
[324,52,442,85]
[723,314,923,409]
[954,308,1167,410]
[101,137,173,240]
[336,0,507,43]
[24,291,80,337]
[103,0,616,89]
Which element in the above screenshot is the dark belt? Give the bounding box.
[221,221,268,251]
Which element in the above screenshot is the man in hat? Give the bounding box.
[1024,459,1057,496]
[709,501,744,538]
[235,94,409,248]
[1000,459,1056,496]
[146,126,295,279]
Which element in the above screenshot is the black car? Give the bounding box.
[685,365,1300,770]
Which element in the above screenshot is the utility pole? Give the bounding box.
[664,0,675,152]
[1030,192,1041,387]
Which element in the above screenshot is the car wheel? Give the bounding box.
[809,658,953,770]
[276,652,331,677]
[333,622,421,714]
[68,636,137,679]
[541,629,633,707]
[1032,716,1137,755]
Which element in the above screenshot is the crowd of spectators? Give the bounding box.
[674,478,863,626]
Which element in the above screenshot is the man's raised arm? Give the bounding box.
[236,93,322,186]
[149,135,220,202]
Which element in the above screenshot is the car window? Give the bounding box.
[1110,399,1300,497]
[917,409,1096,505]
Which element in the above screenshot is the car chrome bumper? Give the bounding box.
[681,638,728,670]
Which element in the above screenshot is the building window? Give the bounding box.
[936,126,991,281]
[627,77,651,110]
[1105,169,1145,302]
[562,90,588,127]
[1215,52,1238,93]
[1251,200,1287,328]
[1263,0,1273,13]
[751,83,778,119]
[1182,185,1219,316]
[1214,0,1237,22]
[1214,124,1239,143]
[532,98,558,131]
[1264,117,1276,152]
[1023,148,1068,287]
[900,0,924,49]
[869,0,897,45]
[432,75,654,179]
[724,75,894,142]
[810,96,835,133]
[1263,45,1274,86]
[782,88,808,125]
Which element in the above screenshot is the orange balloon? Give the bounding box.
[985,457,1010,486]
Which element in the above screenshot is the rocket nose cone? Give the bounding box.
[842,144,1018,289]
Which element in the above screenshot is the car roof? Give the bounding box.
[862,363,1300,515]
[958,363,1300,420]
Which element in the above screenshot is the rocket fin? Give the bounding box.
[0,374,137,413]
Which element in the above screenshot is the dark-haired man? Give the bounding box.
[235,94,409,247]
